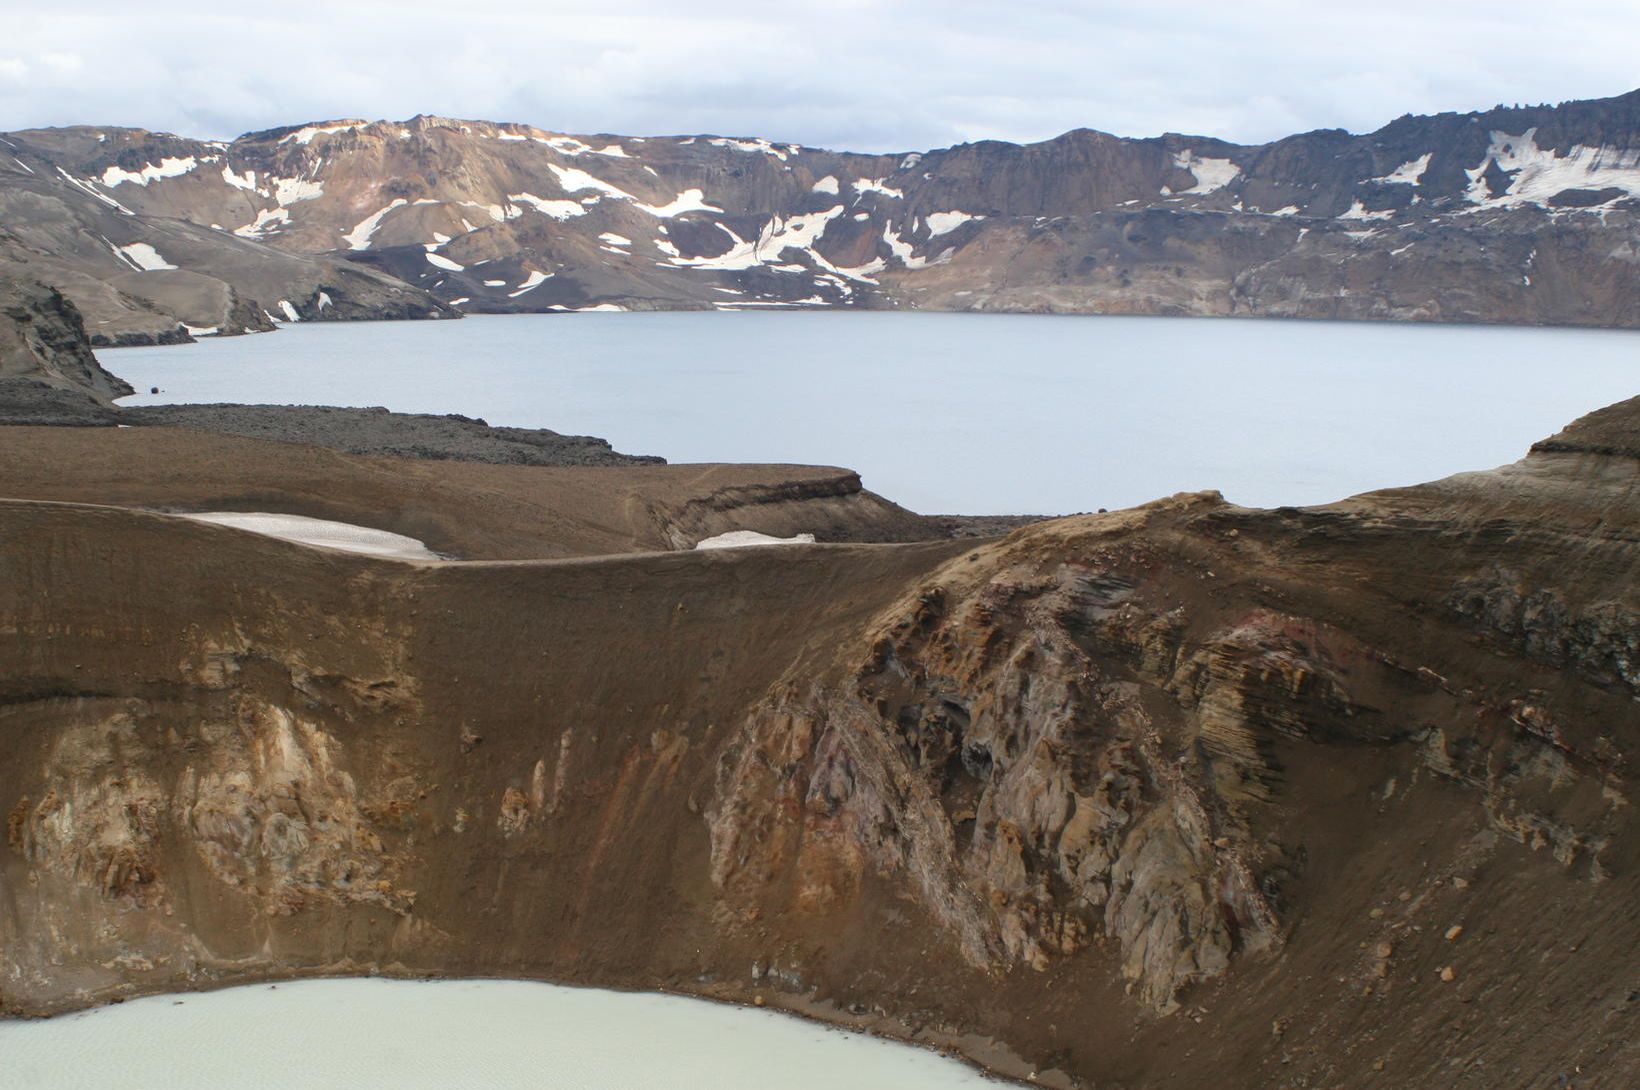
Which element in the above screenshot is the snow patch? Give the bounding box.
[851,178,904,199]
[342,199,408,250]
[811,175,840,195]
[509,192,587,220]
[276,300,301,322]
[508,270,553,297]
[1465,128,1640,207]
[234,208,291,239]
[426,252,464,272]
[925,210,982,237]
[1338,199,1394,222]
[179,512,439,561]
[1374,153,1431,186]
[279,123,364,146]
[101,156,208,187]
[695,530,816,550]
[708,137,797,161]
[116,242,176,271]
[1167,151,1241,195]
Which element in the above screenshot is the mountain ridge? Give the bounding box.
[2,88,1637,339]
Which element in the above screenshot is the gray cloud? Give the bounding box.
[2,1,1636,150]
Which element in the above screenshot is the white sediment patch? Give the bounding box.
[343,199,409,250]
[116,242,176,271]
[178,512,441,560]
[695,530,816,549]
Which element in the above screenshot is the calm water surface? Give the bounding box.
[0,978,1003,1089]
[108,312,1639,514]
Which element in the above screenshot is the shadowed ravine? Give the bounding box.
[2,394,1636,1088]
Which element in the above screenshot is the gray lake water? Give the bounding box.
[107,312,1639,514]
[0,978,1003,1088]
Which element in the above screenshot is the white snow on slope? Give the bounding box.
[695,530,815,550]
[221,165,258,191]
[925,210,982,237]
[426,252,465,271]
[599,232,632,246]
[507,270,553,298]
[547,165,720,217]
[1464,128,1640,207]
[1338,199,1394,222]
[179,512,439,561]
[638,188,722,216]
[1165,150,1241,195]
[276,300,300,322]
[666,207,843,272]
[234,208,291,239]
[509,192,586,220]
[811,175,840,195]
[271,176,324,204]
[851,178,904,199]
[1374,153,1431,186]
[101,156,209,187]
[116,242,176,271]
[708,137,798,161]
[279,123,365,146]
[343,199,408,250]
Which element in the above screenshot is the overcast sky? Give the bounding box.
[2,1,1636,151]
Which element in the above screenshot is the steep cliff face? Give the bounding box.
[0,277,133,423]
[3,90,1637,338]
[2,400,1636,1086]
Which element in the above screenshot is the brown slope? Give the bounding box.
[0,398,1636,1089]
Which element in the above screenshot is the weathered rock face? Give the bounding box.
[2,400,1638,1087]
[0,278,131,399]
[3,91,1638,338]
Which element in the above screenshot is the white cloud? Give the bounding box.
[0,2,1635,151]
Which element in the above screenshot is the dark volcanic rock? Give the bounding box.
[0,277,133,403]
[124,403,664,466]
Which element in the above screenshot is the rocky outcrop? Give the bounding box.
[3,90,1636,331]
[1,399,1637,1087]
[0,277,131,400]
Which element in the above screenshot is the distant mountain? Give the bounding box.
[2,90,1637,341]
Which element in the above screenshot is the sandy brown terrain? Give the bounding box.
[1,394,1635,1088]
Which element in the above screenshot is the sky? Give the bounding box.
[1,1,1636,151]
